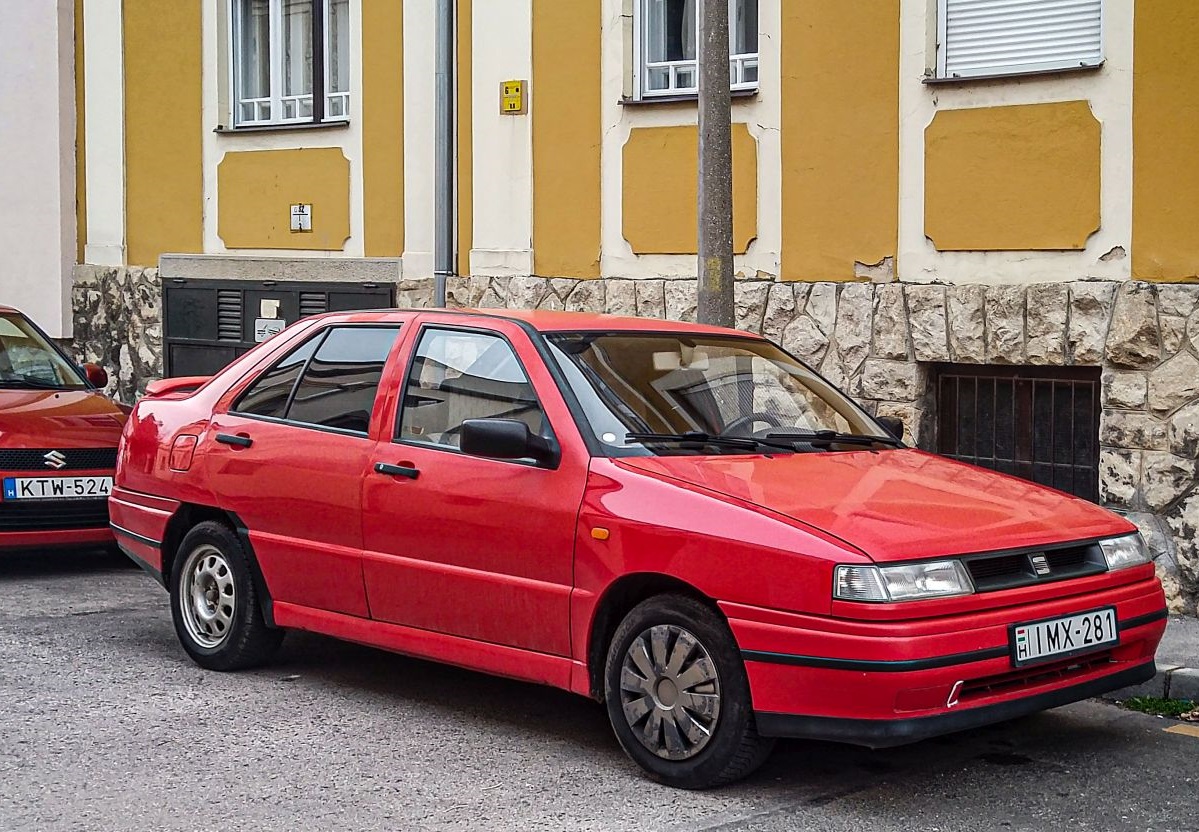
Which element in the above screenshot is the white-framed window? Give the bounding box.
[935,0,1103,80]
[635,0,759,99]
[231,0,350,127]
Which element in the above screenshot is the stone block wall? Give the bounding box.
[69,266,1199,613]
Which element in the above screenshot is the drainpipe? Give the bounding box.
[434,0,456,307]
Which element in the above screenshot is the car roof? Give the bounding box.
[315,307,761,338]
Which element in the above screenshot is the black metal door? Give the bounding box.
[162,279,395,377]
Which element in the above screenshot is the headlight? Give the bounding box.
[1100,533,1150,571]
[835,560,974,602]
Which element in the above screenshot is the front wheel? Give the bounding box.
[604,594,774,788]
[169,521,283,671]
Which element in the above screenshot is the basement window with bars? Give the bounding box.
[635,0,759,99]
[231,0,350,127]
[935,0,1104,81]
[932,365,1101,502]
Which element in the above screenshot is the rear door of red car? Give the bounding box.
[202,323,405,617]
[361,316,589,656]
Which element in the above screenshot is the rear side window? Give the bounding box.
[234,325,401,435]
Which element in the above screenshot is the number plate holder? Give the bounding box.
[1008,606,1119,668]
[2,476,114,501]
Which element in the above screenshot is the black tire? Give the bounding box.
[603,594,774,788]
[169,520,283,671]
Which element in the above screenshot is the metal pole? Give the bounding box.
[434,0,455,307]
[696,0,735,327]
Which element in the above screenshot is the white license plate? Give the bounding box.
[2,476,113,501]
[1011,607,1118,667]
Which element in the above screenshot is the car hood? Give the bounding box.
[615,449,1131,561]
[0,389,125,448]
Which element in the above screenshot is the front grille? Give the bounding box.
[960,651,1114,703]
[964,543,1106,592]
[0,499,110,531]
[0,448,117,472]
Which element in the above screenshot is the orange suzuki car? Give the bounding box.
[0,306,123,552]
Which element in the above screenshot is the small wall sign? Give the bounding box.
[500,80,526,115]
[254,318,286,342]
[290,203,312,233]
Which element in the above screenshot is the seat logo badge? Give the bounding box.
[1031,555,1051,576]
[43,450,67,470]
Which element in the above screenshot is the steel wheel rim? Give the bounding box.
[619,624,721,761]
[179,544,236,649]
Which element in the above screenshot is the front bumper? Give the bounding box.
[723,570,1167,747]
[0,526,114,551]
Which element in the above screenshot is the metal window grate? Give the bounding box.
[299,292,328,318]
[217,291,243,342]
[933,364,1100,502]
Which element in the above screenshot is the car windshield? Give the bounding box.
[0,313,87,390]
[545,332,892,456]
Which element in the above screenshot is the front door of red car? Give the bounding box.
[204,324,404,618]
[361,322,588,656]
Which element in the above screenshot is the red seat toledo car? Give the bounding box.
[0,306,122,551]
[111,308,1166,788]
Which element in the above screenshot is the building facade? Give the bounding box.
[4,0,1199,613]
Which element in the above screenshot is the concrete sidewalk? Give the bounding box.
[1107,615,1199,701]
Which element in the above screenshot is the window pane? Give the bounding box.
[237,0,271,104]
[731,0,758,55]
[399,330,547,449]
[234,335,321,419]
[287,327,401,434]
[644,0,695,63]
[282,0,313,99]
[328,0,350,94]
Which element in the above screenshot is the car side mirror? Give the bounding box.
[81,363,109,389]
[876,415,904,441]
[460,418,559,467]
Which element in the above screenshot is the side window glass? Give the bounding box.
[233,334,322,419]
[399,329,548,449]
[286,326,402,434]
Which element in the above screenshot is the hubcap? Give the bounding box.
[619,624,721,761]
[178,544,236,649]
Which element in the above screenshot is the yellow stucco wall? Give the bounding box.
[622,124,758,255]
[1132,0,1199,281]
[457,0,473,277]
[925,101,1100,251]
[74,0,85,263]
[361,0,404,258]
[780,0,898,282]
[123,0,204,266]
[217,149,351,250]
[532,0,601,278]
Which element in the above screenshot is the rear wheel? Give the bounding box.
[169,521,282,671]
[604,594,774,788]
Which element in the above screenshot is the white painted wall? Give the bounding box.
[200,0,366,259]
[0,0,77,336]
[469,0,533,278]
[402,0,437,279]
[897,0,1134,284]
[599,0,782,280]
[83,0,125,270]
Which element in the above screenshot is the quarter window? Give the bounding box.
[398,330,551,451]
[936,0,1103,80]
[231,0,350,127]
[637,0,758,99]
[234,326,401,434]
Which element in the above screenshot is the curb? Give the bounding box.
[1104,665,1199,701]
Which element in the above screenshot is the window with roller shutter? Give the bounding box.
[935,0,1103,80]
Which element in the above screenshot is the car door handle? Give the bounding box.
[215,433,254,449]
[375,462,419,480]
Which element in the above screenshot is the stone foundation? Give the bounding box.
[69,266,1199,614]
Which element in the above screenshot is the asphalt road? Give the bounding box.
[1,551,1196,832]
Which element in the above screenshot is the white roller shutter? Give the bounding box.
[938,0,1104,79]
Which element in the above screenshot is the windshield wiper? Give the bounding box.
[0,375,73,391]
[763,429,903,448]
[624,431,799,453]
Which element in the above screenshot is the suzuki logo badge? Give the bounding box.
[43,450,67,470]
[1031,554,1051,576]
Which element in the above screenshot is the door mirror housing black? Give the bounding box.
[460,418,559,466]
[876,415,904,442]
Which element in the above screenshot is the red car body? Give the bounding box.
[0,306,123,551]
[112,309,1165,757]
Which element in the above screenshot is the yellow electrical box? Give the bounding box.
[500,80,526,115]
